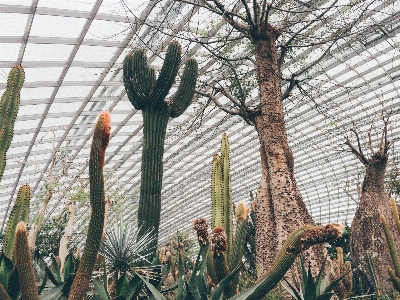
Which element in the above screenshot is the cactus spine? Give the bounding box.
[68,111,110,300]
[14,221,39,300]
[123,41,198,256]
[0,65,24,181]
[3,184,31,260]
[380,198,400,292]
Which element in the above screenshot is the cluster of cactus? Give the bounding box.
[141,222,345,300]
[0,111,110,300]
[380,198,400,292]
[206,133,250,298]
[123,41,198,257]
[329,247,352,299]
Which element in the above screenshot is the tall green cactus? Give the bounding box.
[3,184,31,260]
[0,65,24,181]
[14,221,39,300]
[380,198,400,292]
[68,111,110,300]
[123,41,198,256]
[208,134,250,298]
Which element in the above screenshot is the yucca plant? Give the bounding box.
[281,255,347,300]
[99,219,155,296]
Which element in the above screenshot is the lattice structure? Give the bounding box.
[0,0,399,247]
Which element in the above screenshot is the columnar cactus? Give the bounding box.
[3,184,31,260]
[123,41,198,256]
[0,65,24,181]
[68,111,110,300]
[207,134,250,297]
[14,221,39,300]
[330,247,352,299]
[380,198,400,292]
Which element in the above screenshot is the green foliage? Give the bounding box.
[123,41,198,258]
[281,255,345,300]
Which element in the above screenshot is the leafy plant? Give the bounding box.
[281,255,346,300]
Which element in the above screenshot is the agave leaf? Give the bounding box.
[211,263,243,300]
[324,272,349,293]
[38,273,48,294]
[63,253,74,281]
[51,254,62,284]
[319,274,330,296]
[40,283,65,300]
[136,273,167,300]
[315,256,327,297]
[44,264,59,286]
[116,273,130,297]
[304,262,316,298]
[281,277,303,300]
[187,245,209,300]
[0,253,13,291]
[300,256,307,299]
[176,249,185,300]
[281,279,303,300]
[94,278,111,300]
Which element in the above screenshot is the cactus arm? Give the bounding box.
[221,133,233,257]
[230,224,344,300]
[211,154,223,229]
[68,112,110,300]
[0,66,24,181]
[150,41,181,103]
[3,184,30,260]
[380,214,400,277]
[123,52,148,110]
[170,59,198,118]
[14,222,40,300]
[390,198,400,234]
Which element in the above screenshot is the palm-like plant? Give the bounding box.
[99,219,155,296]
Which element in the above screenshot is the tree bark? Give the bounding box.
[251,27,324,277]
[350,152,400,294]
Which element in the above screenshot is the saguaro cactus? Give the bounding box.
[123,41,198,255]
[3,184,31,260]
[0,65,24,181]
[68,111,110,300]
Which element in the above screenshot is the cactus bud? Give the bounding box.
[212,226,227,256]
[235,202,249,221]
[193,217,209,246]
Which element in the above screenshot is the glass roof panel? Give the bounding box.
[23,43,74,61]
[73,45,118,63]
[37,0,96,12]
[0,13,28,36]
[30,15,86,39]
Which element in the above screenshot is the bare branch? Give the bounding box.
[195,90,241,115]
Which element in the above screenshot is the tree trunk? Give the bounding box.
[28,186,53,251]
[350,155,400,294]
[252,28,324,277]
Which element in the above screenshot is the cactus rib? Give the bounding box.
[68,111,110,300]
[14,222,40,300]
[123,41,198,257]
[0,66,24,181]
[3,184,31,260]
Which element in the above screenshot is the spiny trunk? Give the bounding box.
[28,187,53,251]
[252,33,324,277]
[350,157,400,294]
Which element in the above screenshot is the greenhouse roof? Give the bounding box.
[0,0,400,247]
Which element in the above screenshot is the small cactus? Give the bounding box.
[3,184,31,260]
[14,221,39,300]
[123,41,198,257]
[68,111,110,300]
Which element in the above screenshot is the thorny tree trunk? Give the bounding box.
[28,186,53,251]
[251,27,325,277]
[59,201,76,273]
[350,153,400,294]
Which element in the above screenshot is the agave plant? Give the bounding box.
[281,255,347,300]
[99,219,155,296]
